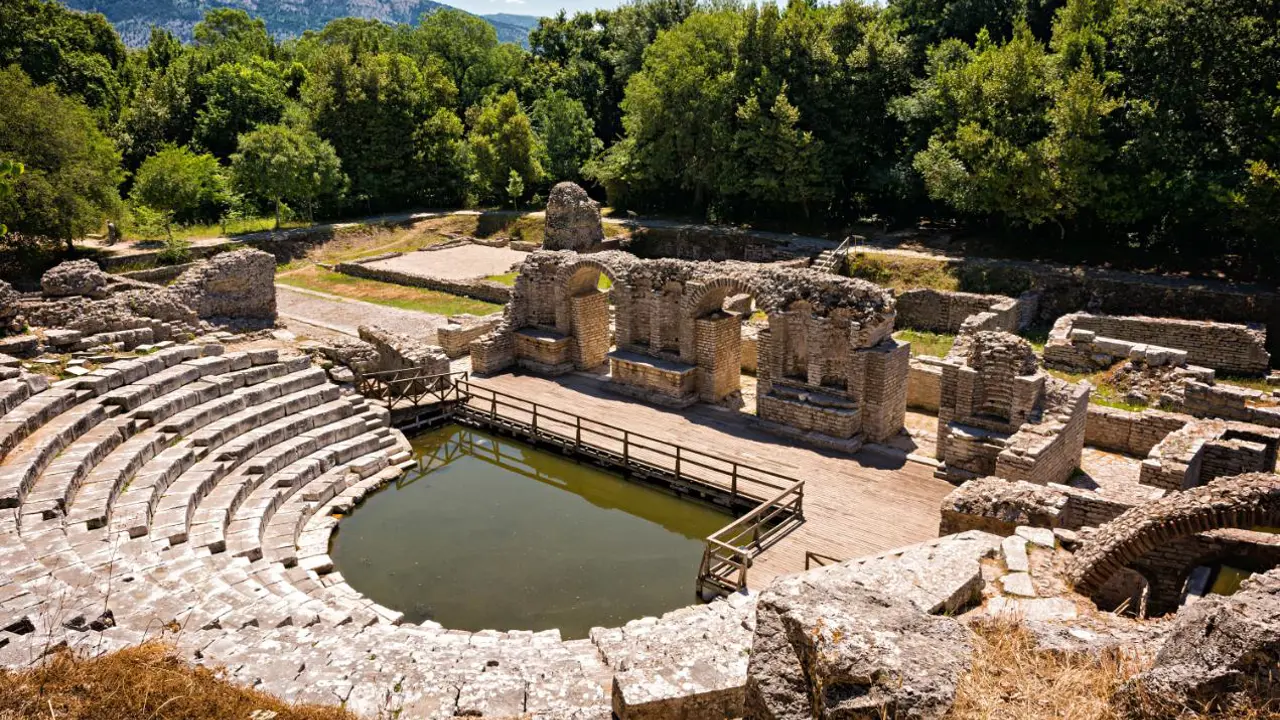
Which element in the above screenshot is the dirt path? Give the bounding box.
[275,285,449,339]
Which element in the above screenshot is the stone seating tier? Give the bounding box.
[0,343,762,719]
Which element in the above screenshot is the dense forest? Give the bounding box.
[0,0,1277,278]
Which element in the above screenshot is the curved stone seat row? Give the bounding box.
[0,344,760,719]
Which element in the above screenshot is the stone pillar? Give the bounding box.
[612,281,632,347]
[756,326,774,398]
[856,338,910,442]
[696,312,742,402]
[571,292,610,369]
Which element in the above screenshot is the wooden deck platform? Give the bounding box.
[465,371,955,589]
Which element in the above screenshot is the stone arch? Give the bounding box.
[554,258,623,370]
[1068,473,1280,599]
[678,276,763,362]
[677,276,767,401]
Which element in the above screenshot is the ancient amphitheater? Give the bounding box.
[3,186,1280,718]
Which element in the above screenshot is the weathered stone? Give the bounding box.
[745,579,972,720]
[42,259,111,298]
[169,249,277,320]
[1001,535,1029,573]
[544,182,604,252]
[939,476,1069,536]
[357,326,449,375]
[999,572,1037,597]
[1015,526,1056,548]
[1118,565,1280,713]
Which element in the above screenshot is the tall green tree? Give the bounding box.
[129,145,229,238]
[0,66,122,250]
[0,0,127,121]
[467,90,545,203]
[532,90,601,182]
[0,160,23,236]
[232,124,346,228]
[193,59,288,158]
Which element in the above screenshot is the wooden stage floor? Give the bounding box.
[467,371,956,590]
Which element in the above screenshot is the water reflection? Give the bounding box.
[330,424,731,638]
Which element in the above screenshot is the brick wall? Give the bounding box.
[569,292,610,369]
[695,312,741,402]
[1060,313,1270,376]
[757,393,859,438]
[1182,381,1280,428]
[855,339,910,442]
[996,384,1090,486]
[1085,405,1190,456]
[436,316,502,358]
[514,328,572,373]
[609,352,697,406]
[907,357,943,412]
[894,289,1038,334]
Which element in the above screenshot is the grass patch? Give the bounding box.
[277,265,502,316]
[894,329,956,358]
[486,271,519,286]
[845,251,959,292]
[128,217,308,242]
[1218,375,1277,393]
[1047,365,1150,412]
[1019,325,1051,353]
[0,641,357,720]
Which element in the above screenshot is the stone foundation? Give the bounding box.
[1139,419,1280,491]
[1045,313,1270,376]
[514,328,573,375]
[895,288,1039,334]
[608,350,697,407]
[435,314,503,358]
[1085,405,1192,457]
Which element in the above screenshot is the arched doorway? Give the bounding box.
[556,260,618,371]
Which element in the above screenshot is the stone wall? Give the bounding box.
[1045,313,1269,376]
[436,314,502,358]
[1085,405,1191,457]
[476,250,908,449]
[935,331,1089,486]
[907,356,944,412]
[334,261,512,305]
[1139,419,1280,492]
[544,182,604,252]
[1182,381,1280,428]
[609,351,697,407]
[169,249,277,320]
[895,288,1038,334]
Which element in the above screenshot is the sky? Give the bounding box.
[449,0,623,20]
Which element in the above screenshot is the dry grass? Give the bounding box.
[947,619,1149,720]
[277,265,502,316]
[0,642,357,720]
[1047,364,1150,412]
[845,251,960,292]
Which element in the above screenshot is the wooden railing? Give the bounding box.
[454,380,797,504]
[804,550,842,570]
[354,368,468,410]
[697,479,805,597]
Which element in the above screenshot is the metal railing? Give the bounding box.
[353,368,469,410]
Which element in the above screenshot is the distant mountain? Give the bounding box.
[58,0,540,47]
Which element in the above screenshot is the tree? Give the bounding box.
[532,90,602,182]
[0,160,23,235]
[129,145,229,238]
[232,124,346,228]
[467,91,545,204]
[903,24,1117,229]
[0,0,128,121]
[194,59,288,158]
[192,9,275,65]
[0,66,122,251]
[506,169,525,208]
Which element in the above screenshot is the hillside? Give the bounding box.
[58,0,540,46]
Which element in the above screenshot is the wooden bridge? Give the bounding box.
[355,367,808,596]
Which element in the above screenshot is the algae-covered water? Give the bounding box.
[329,424,731,638]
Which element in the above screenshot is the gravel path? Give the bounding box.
[276,285,450,339]
[366,244,527,280]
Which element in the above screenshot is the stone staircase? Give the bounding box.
[811,238,853,275]
[0,343,755,719]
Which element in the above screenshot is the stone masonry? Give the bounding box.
[472,250,910,449]
[1045,312,1270,377]
[1138,419,1280,492]
[935,331,1090,485]
[544,181,605,252]
[894,288,1039,335]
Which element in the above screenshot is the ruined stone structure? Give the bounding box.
[543,181,604,252]
[935,331,1090,485]
[471,250,910,448]
[895,288,1039,335]
[166,248,278,320]
[1139,419,1280,492]
[1046,312,1271,377]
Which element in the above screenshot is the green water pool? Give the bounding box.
[328,424,732,638]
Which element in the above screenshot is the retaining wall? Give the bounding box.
[1085,406,1192,457]
[895,289,1038,334]
[334,261,512,305]
[1049,313,1269,376]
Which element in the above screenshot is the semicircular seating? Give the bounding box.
[0,343,757,719]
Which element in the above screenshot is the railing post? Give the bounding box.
[731,464,738,499]
[623,431,629,466]
[490,394,497,421]
[532,404,538,434]
[675,446,681,479]
[575,416,581,448]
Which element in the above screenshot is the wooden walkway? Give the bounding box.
[465,372,955,589]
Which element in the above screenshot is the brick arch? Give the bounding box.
[681,276,767,320]
[1068,472,1280,598]
[556,258,621,298]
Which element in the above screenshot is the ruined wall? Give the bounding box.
[334,261,512,305]
[907,356,944,412]
[1139,419,1280,492]
[436,315,502,358]
[169,249,277,320]
[1085,406,1191,457]
[1182,381,1280,428]
[895,289,1038,334]
[1047,313,1269,376]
